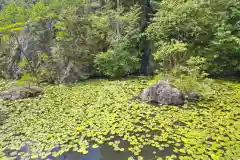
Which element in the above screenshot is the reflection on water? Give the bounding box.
[48,147,101,160]
[6,141,174,160]
[49,144,133,160]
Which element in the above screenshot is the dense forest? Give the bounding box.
[0,0,239,160]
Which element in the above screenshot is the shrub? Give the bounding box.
[93,5,141,77]
[53,3,141,78]
[151,55,213,96]
[94,41,141,77]
[180,56,208,79]
[153,40,188,70]
[147,0,240,74]
[152,70,214,97]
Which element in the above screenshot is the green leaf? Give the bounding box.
[19,57,28,69]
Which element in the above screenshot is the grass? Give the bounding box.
[0,78,240,160]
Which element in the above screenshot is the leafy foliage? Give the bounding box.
[15,72,38,87]
[93,5,141,77]
[153,40,188,70]
[94,41,141,77]
[0,1,52,35]
[148,0,240,74]
[0,78,240,159]
[151,55,211,95]
[52,2,141,78]
[151,71,213,97]
[0,1,54,81]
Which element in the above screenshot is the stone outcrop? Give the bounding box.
[7,21,53,80]
[138,80,185,106]
[0,86,43,100]
[185,91,200,101]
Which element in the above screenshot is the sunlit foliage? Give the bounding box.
[148,0,240,74]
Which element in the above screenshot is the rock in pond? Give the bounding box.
[0,86,43,100]
[185,91,201,101]
[138,80,185,106]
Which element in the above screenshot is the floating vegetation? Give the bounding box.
[0,78,240,160]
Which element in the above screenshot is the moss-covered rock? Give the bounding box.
[0,86,43,100]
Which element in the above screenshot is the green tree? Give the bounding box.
[52,0,142,78]
[0,2,55,82]
[147,0,240,74]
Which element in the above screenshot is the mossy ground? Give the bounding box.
[0,78,239,160]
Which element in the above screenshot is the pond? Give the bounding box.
[5,141,174,160]
[1,78,240,160]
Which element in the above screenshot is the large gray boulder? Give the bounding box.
[53,61,90,84]
[0,86,43,100]
[138,80,185,106]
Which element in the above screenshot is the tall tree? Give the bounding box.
[139,0,154,75]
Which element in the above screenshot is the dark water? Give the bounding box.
[5,141,174,160]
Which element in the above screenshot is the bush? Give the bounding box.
[172,75,213,96]
[94,41,141,77]
[152,70,214,97]
[147,0,240,74]
[151,55,213,96]
[93,5,141,77]
[180,56,208,79]
[153,40,188,69]
[53,3,141,78]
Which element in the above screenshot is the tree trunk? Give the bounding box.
[139,0,154,75]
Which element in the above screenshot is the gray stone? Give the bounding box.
[59,62,80,84]
[55,61,90,84]
[0,86,43,100]
[185,91,200,101]
[138,80,185,106]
